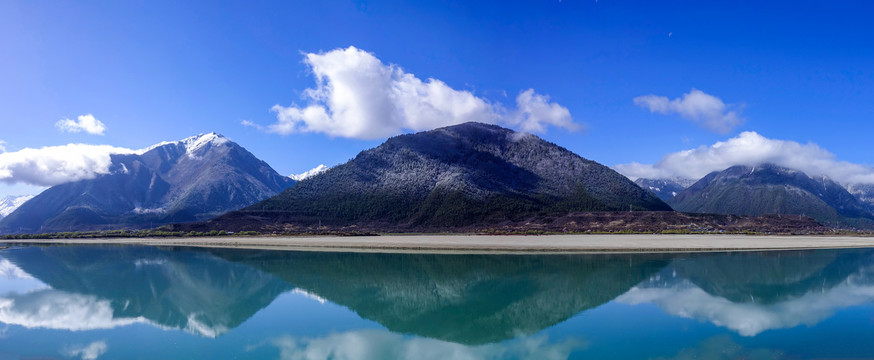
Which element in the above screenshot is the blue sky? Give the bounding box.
[2,0,874,197]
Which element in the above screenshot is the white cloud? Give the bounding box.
[262,46,577,139]
[64,341,108,360]
[634,89,744,133]
[55,114,107,135]
[509,89,579,133]
[614,131,874,184]
[0,140,6,153]
[0,144,135,187]
[263,329,584,360]
[241,120,264,131]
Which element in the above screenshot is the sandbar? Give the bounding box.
[3,234,874,253]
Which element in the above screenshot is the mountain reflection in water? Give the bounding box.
[618,249,874,336]
[210,250,669,344]
[1,245,874,358]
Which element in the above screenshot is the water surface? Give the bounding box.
[1,245,873,359]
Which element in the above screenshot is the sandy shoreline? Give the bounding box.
[3,234,874,253]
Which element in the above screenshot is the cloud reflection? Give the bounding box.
[0,257,48,294]
[0,289,148,331]
[653,335,784,360]
[617,265,874,336]
[264,329,584,360]
[63,340,108,360]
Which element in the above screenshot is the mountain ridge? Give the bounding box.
[0,133,294,233]
[668,163,874,228]
[0,195,35,220]
[634,177,696,201]
[200,122,671,232]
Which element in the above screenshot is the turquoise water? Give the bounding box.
[1,245,873,359]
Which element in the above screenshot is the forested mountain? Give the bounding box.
[207,122,671,231]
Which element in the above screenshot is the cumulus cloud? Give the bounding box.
[64,341,108,360]
[614,131,874,184]
[261,46,577,139]
[0,144,135,187]
[55,114,107,135]
[262,329,584,360]
[0,140,6,153]
[509,89,579,133]
[634,89,744,133]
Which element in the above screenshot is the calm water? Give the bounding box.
[1,245,873,359]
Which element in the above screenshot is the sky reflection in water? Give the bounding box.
[0,245,873,359]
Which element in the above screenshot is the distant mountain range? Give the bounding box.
[8,123,874,234]
[668,164,874,228]
[199,122,671,232]
[0,195,35,220]
[0,133,294,234]
[847,183,874,210]
[634,177,695,201]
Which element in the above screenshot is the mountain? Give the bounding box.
[634,177,696,201]
[0,133,294,234]
[0,195,35,220]
[206,122,671,231]
[847,183,874,209]
[668,164,874,228]
[290,164,329,181]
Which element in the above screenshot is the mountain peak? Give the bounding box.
[136,132,230,156]
[0,132,293,233]
[215,122,670,231]
[0,195,35,218]
[290,164,330,181]
[634,177,695,201]
[670,164,873,228]
[181,132,230,156]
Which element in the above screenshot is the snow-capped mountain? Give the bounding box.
[0,195,35,219]
[290,164,329,181]
[135,132,230,157]
[634,177,696,201]
[0,133,295,233]
[669,164,874,228]
[847,183,874,209]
